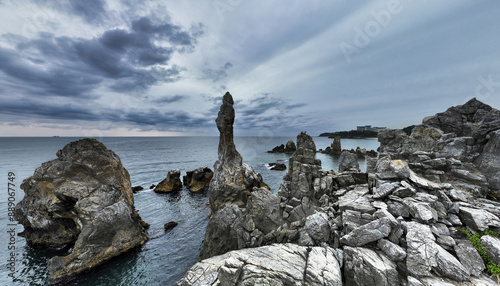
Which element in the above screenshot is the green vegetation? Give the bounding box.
[458,228,500,277]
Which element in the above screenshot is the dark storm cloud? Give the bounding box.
[68,0,107,24]
[239,95,306,117]
[0,16,202,98]
[153,95,188,104]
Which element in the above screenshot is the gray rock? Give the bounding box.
[175,244,343,286]
[387,198,410,218]
[338,186,375,214]
[340,217,392,247]
[458,206,500,231]
[377,239,406,262]
[475,130,500,190]
[481,235,500,265]
[407,276,425,286]
[16,139,147,283]
[246,188,284,234]
[304,212,330,243]
[404,198,438,224]
[339,151,360,172]
[373,181,400,199]
[183,167,214,192]
[454,239,485,277]
[209,92,269,213]
[434,244,470,282]
[376,158,411,180]
[285,139,297,154]
[404,222,439,277]
[343,246,400,286]
[342,209,374,234]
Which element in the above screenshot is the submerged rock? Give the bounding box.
[183,167,213,192]
[269,162,287,171]
[209,92,269,213]
[164,221,179,231]
[154,169,182,193]
[15,139,147,283]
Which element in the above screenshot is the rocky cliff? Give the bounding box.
[15,138,148,284]
[179,98,500,285]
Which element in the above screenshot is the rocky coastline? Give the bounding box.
[175,97,500,285]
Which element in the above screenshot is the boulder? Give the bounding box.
[175,244,343,286]
[304,212,330,243]
[164,221,178,231]
[246,188,284,235]
[209,92,269,213]
[154,169,182,193]
[454,239,485,276]
[132,185,144,193]
[458,206,500,231]
[183,167,213,192]
[475,130,500,190]
[340,217,392,247]
[480,235,500,265]
[338,151,360,172]
[269,162,287,171]
[15,139,147,283]
[343,246,400,286]
[377,239,406,262]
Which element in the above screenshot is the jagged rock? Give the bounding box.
[246,188,284,235]
[332,137,342,154]
[475,130,500,190]
[183,167,214,192]
[268,144,285,153]
[279,132,321,201]
[132,185,144,193]
[373,181,399,199]
[164,221,178,231]
[304,212,330,243]
[338,186,376,214]
[149,184,156,189]
[434,244,470,282]
[175,244,343,286]
[338,151,360,172]
[454,239,485,276]
[458,206,500,231]
[377,239,406,262]
[285,140,297,153]
[343,246,400,286]
[209,92,269,213]
[376,158,411,180]
[154,169,182,193]
[481,235,500,265]
[342,210,374,234]
[340,217,392,247]
[403,198,438,224]
[15,139,147,283]
[269,162,287,171]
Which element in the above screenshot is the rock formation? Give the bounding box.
[268,139,297,154]
[269,162,287,171]
[208,92,269,213]
[179,98,500,285]
[14,139,148,284]
[183,167,213,192]
[154,169,182,193]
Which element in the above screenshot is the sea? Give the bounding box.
[0,136,380,285]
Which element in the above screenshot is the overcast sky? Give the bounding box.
[0,0,499,137]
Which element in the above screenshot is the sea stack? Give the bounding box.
[14,139,148,283]
[208,92,269,213]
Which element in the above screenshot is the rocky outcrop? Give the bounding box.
[268,140,296,154]
[209,92,269,213]
[269,162,287,171]
[14,139,147,283]
[175,244,343,286]
[183,167,213,192]
[179,98,500,285]
[338,150,360,172]
[378,98,500,192]
[154,169,182,193]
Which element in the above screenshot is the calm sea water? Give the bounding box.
[0,136,379,285]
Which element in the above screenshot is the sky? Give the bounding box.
[0,0,499,137]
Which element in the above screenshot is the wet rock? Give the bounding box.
[15,139,147,283]
[175,244,342,286]
[339,151,360,172]
[154,169,182,193]
[269,162,287,171]
[183,167,213,192]
[132,186,144,193]
[164,221,178,231]
[343,246,400,286]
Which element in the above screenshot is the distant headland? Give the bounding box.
[320,124,415,138]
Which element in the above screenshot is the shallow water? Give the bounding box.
[0,136,379,285]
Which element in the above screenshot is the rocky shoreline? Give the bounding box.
[175,97,500,285]
[14,95,500,285]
